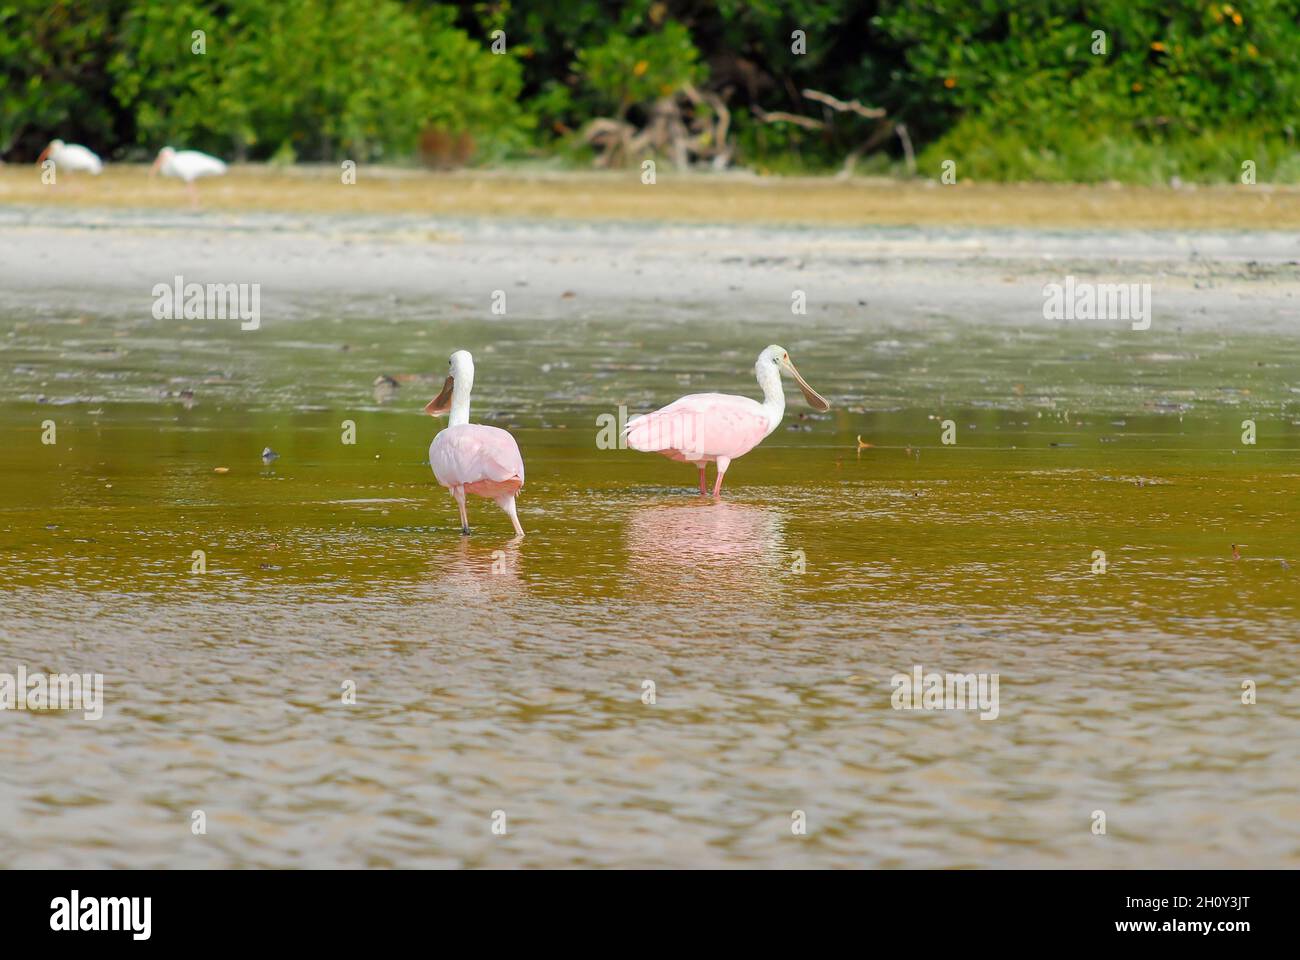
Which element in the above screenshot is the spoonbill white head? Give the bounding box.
[424,349,475,416]
[149,146,176,177]
[758,344,830,411]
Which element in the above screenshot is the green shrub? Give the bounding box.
[0,0,123,157]
[874,0,1300,181]
[3,0,1298,180]
[574,20,702,118]
[107,0,527,161]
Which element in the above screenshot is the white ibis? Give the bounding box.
[150,146,227,207]
[36,140,103,177]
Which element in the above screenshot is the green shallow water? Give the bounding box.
[2,247,1300,867]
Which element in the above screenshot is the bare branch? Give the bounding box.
[753,107,825,130]
[895,123,916,176]
[801,88,886,119]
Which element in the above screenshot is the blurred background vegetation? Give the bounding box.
[2,0,1297,183]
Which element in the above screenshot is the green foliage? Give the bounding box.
[2,0,1298,180]
[874,0,1300,181]
[108,0,527,161]
[3,0,527,162]
[922,116,1300,184]
[574,21,702,117]
[0,0,124,156]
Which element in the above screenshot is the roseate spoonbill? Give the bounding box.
[35,140,103,176]
[150,146,227,207]
[426,350,526,538]
[625,344,830,496]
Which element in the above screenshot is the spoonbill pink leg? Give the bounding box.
[712,456,732,498]
[696,463,708,495]
[451,485,470,534]
[187,181,199,209]
[497,495,525,539]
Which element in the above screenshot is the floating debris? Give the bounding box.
[373,374,400,403]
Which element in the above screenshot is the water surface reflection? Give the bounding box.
[625,500,788,599]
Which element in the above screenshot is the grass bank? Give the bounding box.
[3,165,1299,230]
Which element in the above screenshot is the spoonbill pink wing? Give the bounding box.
[625,393,771,462]
[430,423,525,497]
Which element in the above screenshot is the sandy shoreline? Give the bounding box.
[3,206,1297,338]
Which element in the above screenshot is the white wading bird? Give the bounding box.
[625,344,830,496]
[35,140,104,177]
[150,146,227,207]
[426,350,526,539]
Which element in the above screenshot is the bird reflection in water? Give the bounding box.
[429,536,524,603]
[625,500,787,598]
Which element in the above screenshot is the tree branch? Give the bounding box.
[801,88,886,119]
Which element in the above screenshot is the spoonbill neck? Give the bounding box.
[756,361,785,430]
[448,382,472,427]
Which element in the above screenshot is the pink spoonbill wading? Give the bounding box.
[624,344,830,496]
[150,146,227,207]
[426,350,526,538]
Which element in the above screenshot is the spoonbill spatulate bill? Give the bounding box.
[36,140,103,175]
[426,350,526,538]
[624,344,830,496]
